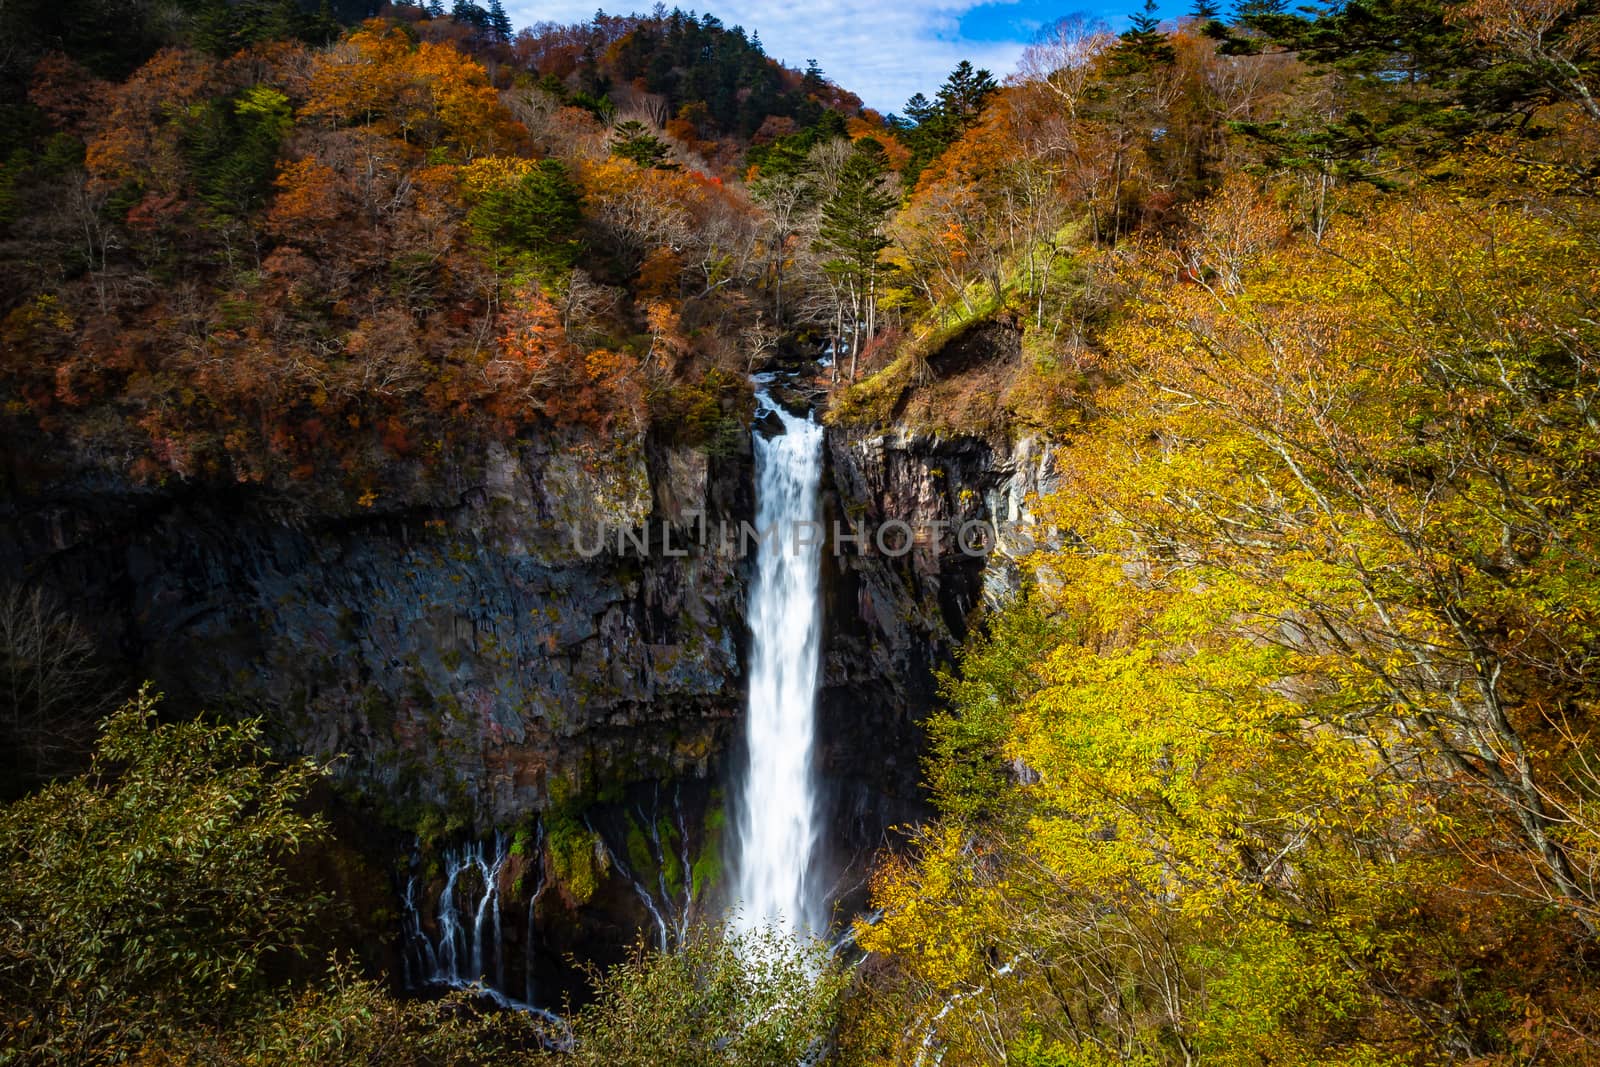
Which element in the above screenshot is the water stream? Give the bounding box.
[731,384,827,939]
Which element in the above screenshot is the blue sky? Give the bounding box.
[508,1,1187,113]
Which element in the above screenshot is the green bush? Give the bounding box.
[563,925,846,1067]
[0,686,330,1061]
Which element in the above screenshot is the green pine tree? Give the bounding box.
[816,140,895,380]
[487,0,512,40]
[610,119,675,168]
[1111,0,1177,73]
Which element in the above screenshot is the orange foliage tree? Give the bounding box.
[300,21,521,159]
[489,282,642,430]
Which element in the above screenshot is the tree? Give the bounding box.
[898,99,1072,324]
[486,0,513,42]
[748,168,817,323]
[0,585,116,797]
[1188,0,1228,38]
[0,687,331,1061]
[301,21,519,159]
[182,84,293,217]
[468,157,585,273]
[562,925,845,1067]
[451,0,487,31]
[1450,0,1600,120]
[1076,184,1600,936]
[1016,15,1114,118]
[802,58,826,95]
[899,62,1000,186]
[609,118,674,168]
[934,60,998,126]
[847,161,1600,1067]
[1110,0,1176,73]
[815,139,895,380]
[1056,168,1600,1016]
[192,963,546,1066]
[900,92,937,127]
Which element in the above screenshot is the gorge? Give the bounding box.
[0,320,1059,1009]
[5,1,1599,1057]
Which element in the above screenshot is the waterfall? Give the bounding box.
[402,832,509,994]
[400,829,570,1039]
[731,384,827,939]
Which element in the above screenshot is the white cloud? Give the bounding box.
[505,0,1029,113]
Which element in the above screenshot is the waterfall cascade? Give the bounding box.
[401,828,560,1022]
[401,832,511,995]
[731,382,828,939]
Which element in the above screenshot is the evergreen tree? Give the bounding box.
[803,59,827,95]
[1233,0,1547,174]
[935,60,998,125]
[1111,0,1177,72]
[610,119,674,168]
[901,92,938,127]
[486,0,512,40]
[896,63,998,187]
[1233,0,1285,18]
[468,160,584,272]
[1189,0,1229,38]
[451,0,487,30]
[425,0,444,17]
[817,140,895,380]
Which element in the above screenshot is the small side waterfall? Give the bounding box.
[401,829,565,1033]
[401,832,510,995]
[731,385,827,938]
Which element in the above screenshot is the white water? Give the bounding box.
[401,832,510,995]
[731,386,827,939]
[401,829,570,1041]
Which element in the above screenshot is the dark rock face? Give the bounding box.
[0,432,756,826]
[815,425,1061,893]
[926,319,1024,380]
[0,319,1060,988]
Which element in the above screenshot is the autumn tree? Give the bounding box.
[747,168,816,323]
[849,163,1600,1065]
[1450,0,1600,120]
[300,21,519,159]
[894,96,1070,325]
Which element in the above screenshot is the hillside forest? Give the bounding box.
[3,0,1600,1063]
